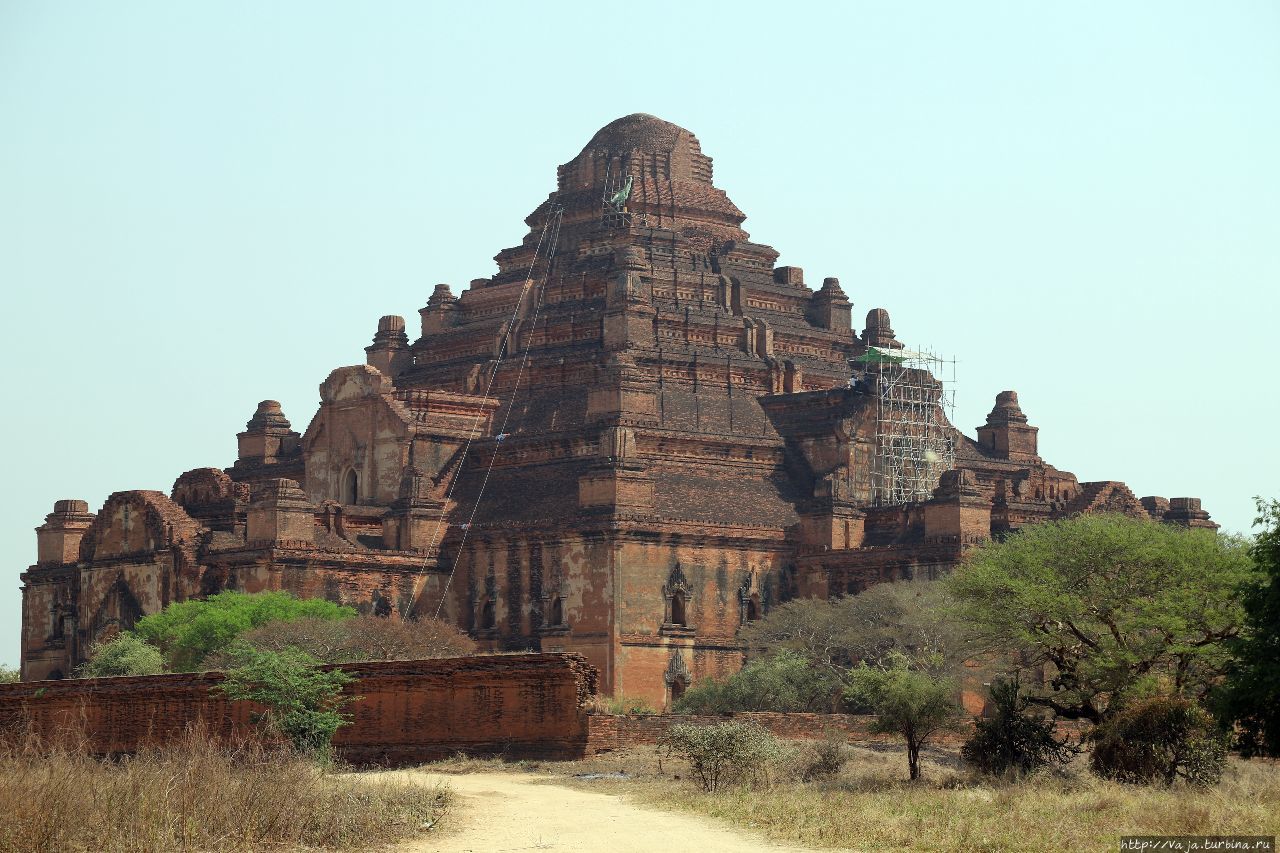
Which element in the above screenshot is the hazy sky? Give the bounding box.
[2,2,1277,667]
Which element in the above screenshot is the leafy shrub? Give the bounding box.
[658,721,785,792]
[204,613,474,668]
[133,591,356,671]
[1090,696,1229,786]
[0,665,20,683]
[844,652,961,781]
[962,676,1080,777]
[672,650,844,714]
[216,647,356,759]
[76,634,166,678]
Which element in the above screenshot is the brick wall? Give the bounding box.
[0,653,597,765]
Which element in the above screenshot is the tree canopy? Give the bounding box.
[676,580,975,716]
[1218,498,1280,757]
[131,591,356,672]
[208,613,476,668]
[948,513,1258,722]
[738,579,975,679]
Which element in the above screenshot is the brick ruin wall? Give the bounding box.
[0,653,598,765]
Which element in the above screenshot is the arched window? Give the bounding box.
[670,592,687,627]
[745,597,760,622]
[665,653,691,707]
[342,469,358,505]
[662,565,693,633]
[549,596,564,626]
[480,598,496,630]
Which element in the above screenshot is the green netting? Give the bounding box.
[851,348,908,365]
[608,175,633,208]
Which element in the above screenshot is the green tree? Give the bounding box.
[0,665,19,683]
[844,652,961,781]
[961,675,1080,777]
[77,633,167,678]
[948,513,1257,723]
[1219,498,1280,757]
[738,580,975,680]
[216,647,356,759]
[132,591,356,671]
[673,649,844,714]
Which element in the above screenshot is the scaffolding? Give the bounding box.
[600,159,633,228]
[853,345,957,506]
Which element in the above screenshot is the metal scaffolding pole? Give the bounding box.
[862,345,957,506]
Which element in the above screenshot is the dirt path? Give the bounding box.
[380,770,818,853]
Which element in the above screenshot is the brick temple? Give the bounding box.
[20,114,1216,703]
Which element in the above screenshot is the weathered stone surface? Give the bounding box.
[20,115,1215,703]
[0,654,598,764]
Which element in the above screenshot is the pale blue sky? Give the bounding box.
[2,2,1277,667]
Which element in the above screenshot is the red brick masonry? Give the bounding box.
[0,653,599,765]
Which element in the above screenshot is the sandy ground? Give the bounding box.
[381,770,819,853]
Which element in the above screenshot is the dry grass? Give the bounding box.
[418,752,546,774]
[0,726,448,853]
[548,743,1280,852]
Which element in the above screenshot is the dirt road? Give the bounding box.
[383,770,818,853]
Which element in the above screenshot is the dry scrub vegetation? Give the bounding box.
[0,726,448,853]
[550,743,1280,853]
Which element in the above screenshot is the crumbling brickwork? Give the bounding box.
[21,114,1216,706]
[0,654,597,764]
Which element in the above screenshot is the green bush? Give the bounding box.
[962,676,1080,777]
[0,666,19,684]
[672,650,843,714]
[132,591,356,671]
[215,647,356,760]
[76,634,166,678]
[658,721,784,792]
[1090,696,1229,786]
